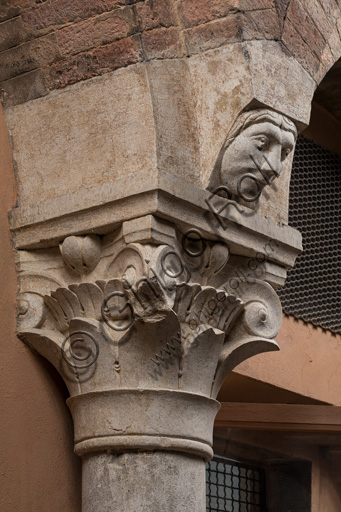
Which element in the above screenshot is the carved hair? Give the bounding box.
[208,108,298,192]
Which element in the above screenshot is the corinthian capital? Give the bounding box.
[17,212,287,461]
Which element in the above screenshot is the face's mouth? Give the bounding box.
[248,154,280,187]
[234,153,281,203]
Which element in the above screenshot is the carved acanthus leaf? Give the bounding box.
[18,227,283,400]
[211,279,281,397]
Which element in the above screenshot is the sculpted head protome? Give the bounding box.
[208,109,297,203]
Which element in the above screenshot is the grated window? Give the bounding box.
[206,456,266,512]
[278,135,341,334]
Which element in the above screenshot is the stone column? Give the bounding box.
[15,190,301,511]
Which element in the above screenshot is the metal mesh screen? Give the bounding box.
[278,135,341,334]
[206,456,266,512]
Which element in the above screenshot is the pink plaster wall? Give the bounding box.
[235,315,341,405]
[0,106,81,512]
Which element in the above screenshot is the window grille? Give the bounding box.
[206,456,266,512]
[278,135,341,334]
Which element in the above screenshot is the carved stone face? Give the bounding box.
[209,110,297,203]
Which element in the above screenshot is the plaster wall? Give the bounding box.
[0,106,81,512]
[234,314,341,405]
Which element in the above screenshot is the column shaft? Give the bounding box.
[82,451,206,512]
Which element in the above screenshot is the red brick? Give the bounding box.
[56,8,137,56]
[320,0,340,19]
[282,16,319,76]
[287,0,325,59]
[328,27,341,58]
[47,35,142,89]
[0,0,34,22]
[0,69,46,107]
[184,16,241,55]
[135,0,177,31]
[22,0,126,32]
[301,0,334,43]
[142,27,185,59]
[180,0,239,29]
[0,33,59,82]
[240,0,275,10]
[242,8,280,40]
[314,44,334,83]
[274,0,290,31]
[0,16,28,52]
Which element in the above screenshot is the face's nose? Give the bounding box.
[260,144,282,181]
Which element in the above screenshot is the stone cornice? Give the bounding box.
[10,170,301,276]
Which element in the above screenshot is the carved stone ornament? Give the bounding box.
[208,108,298,208]
[18,217,282,463]
[14,135,301,510]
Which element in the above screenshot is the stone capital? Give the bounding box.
[16,190,299,460]
[13,174,302,511]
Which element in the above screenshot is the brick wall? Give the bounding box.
[0,0,340,107]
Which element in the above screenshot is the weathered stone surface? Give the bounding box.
[274,0,290,30]
[146,59,201,185]
[246,40,315,129]
[0,16,27,52]
[69,390,220,457]
[241,0,275,8]
[315,43,335,84]
[0,0,34,23]
[320,0,341,20]
[286,0,326,59]
[327,26,341,59]
[302,0,334,46]
[188,44,253,187]
[6,64,156,205]
[82,452,205,512]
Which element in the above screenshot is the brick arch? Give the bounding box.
[316,24,341,85]
[1,0,341,107]
[280,0,341,85]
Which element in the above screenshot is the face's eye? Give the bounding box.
[282,147,292,160]
[255,136,269,151]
